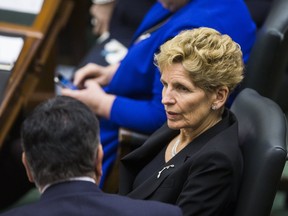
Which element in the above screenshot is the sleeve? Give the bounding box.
[177,152,234,216]
[109,67,166,134]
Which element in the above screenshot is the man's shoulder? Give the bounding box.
[0,204,36,216]
[101,192,182,216]
[0,186,182,216]
[0,198,182,216]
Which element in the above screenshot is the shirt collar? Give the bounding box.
[40,176,96,194]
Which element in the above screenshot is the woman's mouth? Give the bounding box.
[166,111,179,120]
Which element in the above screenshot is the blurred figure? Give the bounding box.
[81,0,156,66]
[90,0,115,37]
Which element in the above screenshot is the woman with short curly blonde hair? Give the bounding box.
[120,27,245,216]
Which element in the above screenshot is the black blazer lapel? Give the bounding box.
[119,123,178,195]
[121,123,178,167]
[126,132,212,200]
[127,153,185,199]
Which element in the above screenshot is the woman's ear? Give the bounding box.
[22,152,34,183]
[212,86,229,109]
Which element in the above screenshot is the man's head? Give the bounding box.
[21,96,103,190]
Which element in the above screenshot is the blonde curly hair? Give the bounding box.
[154,27,244,93]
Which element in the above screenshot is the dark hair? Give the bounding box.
[21,96,100,188]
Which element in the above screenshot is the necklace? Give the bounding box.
[171,138,180,157]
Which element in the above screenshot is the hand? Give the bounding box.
[73,63,119,87]
[90,2,115,36]
[61,80,116,118]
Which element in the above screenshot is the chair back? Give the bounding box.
[244,0,275,28]
[231,88,287,216]
[242,0,288,100]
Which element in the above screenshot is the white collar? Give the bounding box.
[40,176,96,194]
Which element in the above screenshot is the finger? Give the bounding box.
[61,88,81,99]
[73,68,87,86]
[73,64,96,86]
[84,79,98,89]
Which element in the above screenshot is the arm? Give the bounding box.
[109,67,166,134]
[61,66,166,131]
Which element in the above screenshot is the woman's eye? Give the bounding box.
[176,85,189,92]
[161,81,167,87]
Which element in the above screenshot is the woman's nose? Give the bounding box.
[162,89,176,105]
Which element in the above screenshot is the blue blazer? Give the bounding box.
[99,0,256,186]
[0,181,182,216]
[119,110,243,216]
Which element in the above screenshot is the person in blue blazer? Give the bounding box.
[0,96,182,216]
[119,27,244,216]
[62,0,256,187]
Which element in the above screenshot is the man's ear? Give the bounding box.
[22,152,34,183]
[212,86,229,109]
[95,144,103,185]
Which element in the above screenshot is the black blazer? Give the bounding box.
[119,110,243,216]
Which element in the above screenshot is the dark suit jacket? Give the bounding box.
[0,181,182,216]
[119,110,243,216]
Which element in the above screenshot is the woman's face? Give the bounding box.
[158,0,188,12]
[161,63,217,131]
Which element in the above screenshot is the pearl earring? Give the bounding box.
[211,105,217,110]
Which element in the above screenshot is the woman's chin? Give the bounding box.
[167,121,181,130]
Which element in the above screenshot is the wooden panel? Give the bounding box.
[0,0,74,148]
